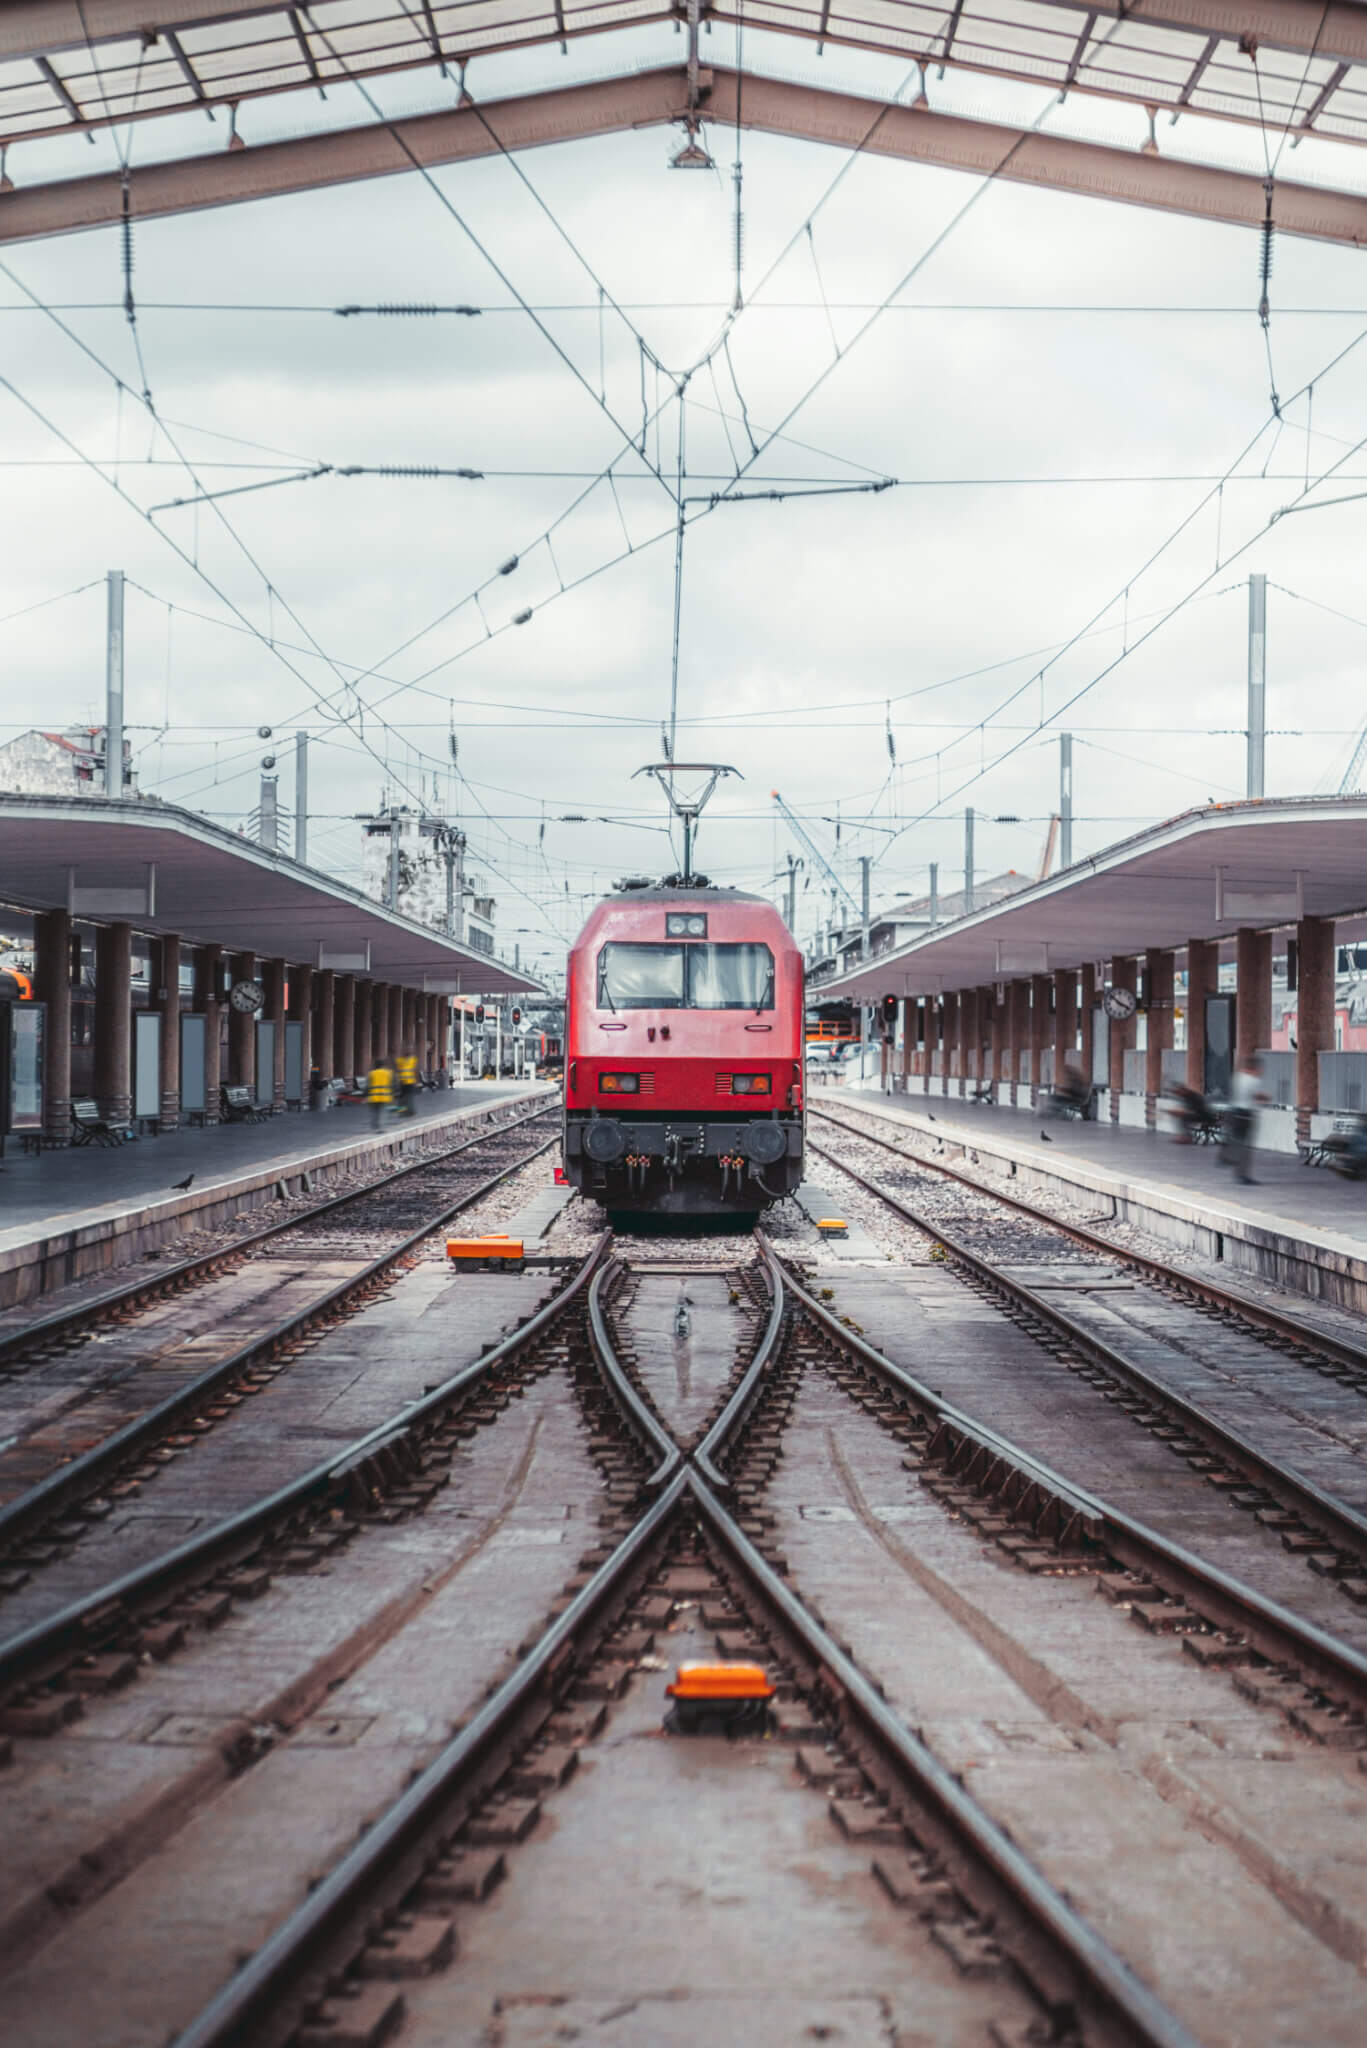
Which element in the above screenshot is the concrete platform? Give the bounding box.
[0,1081,553,1308]
[820,1081,1367,1314]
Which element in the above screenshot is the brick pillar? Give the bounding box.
[196,944,222,1122]
[1185,940,1214,1094]
[263,957,287,1110]
[1053,968,1076,1098]
[315,971,336,1083]
[919,999,931,1093]
[900,999,914,1090]
[1144,947,1174,1128]
[371,983,388,1062]
[93,921,133,1123]
[356,981,373,1076]
[1008,981,1030,1105]
[1108,955,1137,1122]
[940,990,957,1095]
[227,951,256,1091]
[156,932,181,1130]
[1079,963,1096,1089]
[1029,974,1050,1105]
[335,974,356,1081]
[1235,926,1272,1068]
[291,963,313,1100]
[1295,916,1335,1143]
[978,987,994,1087]
[35,908,73,1146]
[396,985,411,1056]
[957,989,973,1096]
[35,909,73,1146]
[991,987,1007,1090]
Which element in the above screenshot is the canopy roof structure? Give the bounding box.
[820,795,1367,1002]
[5,2,1367,244]
[0,792,542,995]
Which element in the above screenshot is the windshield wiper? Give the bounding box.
[598,971,617,1014]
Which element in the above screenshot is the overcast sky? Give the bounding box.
[5,21,1367,985]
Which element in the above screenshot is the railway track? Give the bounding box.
[808,1109,1367,1641]
[8,1177,1367,2045]
[0,1106,560,1611]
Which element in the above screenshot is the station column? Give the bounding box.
[315,970,335,1084]
[1026,975,1047,1104]
[1235,927,1272,1067]
[391,985,406,1059]
[34,907,72,1147]
[265,958,287,1110]
[371,983,387,1063]
[355,981,373,1076]
[291,963,313,1097]
[1144,947,1174,1128]
[940,991,957,1095]
[227,951,256,1092]
[1078,964,1096,1088]
[1184,940,1214,1095]
[990,988,1007,1092]
[1052,968,1076,1094]
[1295,916,1336,1143]
[1008,981,1029,1105]
[335,974,356,1081]
[196,944,222,1121]
[93,920,133,1125]
[957,990,973,1096]
[900,999,914,1090]
[1108,955,1137,1121]
[157,933,181,1130]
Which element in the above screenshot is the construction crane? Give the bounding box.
[1339,724,1367,794]
[771,791,861,922]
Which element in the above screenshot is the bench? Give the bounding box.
[70,1097,132,1147]
[1299,1117,1362,1169]
[220,1084,270,1124]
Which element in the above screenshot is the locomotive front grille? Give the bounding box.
[715,1075,733,1096]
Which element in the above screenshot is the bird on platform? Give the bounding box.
[1040,1131,1053,1143]
[171,1172,195,1191]
[926,1111,936,1121]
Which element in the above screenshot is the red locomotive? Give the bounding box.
[562,882,805,1216]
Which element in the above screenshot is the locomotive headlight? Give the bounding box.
[729,1074,772,1095]
[666,912,708,937]
[599,1073,640,1093]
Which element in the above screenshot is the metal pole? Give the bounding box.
[294,731,308,863]
[964,807,975,913]
[1059,734,1073,868]
[928,862,938,928]
[387,812,400,911]
[495,1005,502,1081]
[860,855,872,1085]
[1247,573,1266,798]
[444,835,455,937]
[105,569,124,797]
[459,1004,465,1079]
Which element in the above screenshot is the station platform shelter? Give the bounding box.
[0,792,542,1158]
[820,796,1367,1158]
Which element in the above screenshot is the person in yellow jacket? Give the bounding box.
[367,1059,395,1130]
[395,1050,419,1119]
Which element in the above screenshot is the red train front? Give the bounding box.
[562,883,805,1216]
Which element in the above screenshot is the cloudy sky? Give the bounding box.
[5,17,1367,988]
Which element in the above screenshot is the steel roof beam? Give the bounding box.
[5,64,1367,245]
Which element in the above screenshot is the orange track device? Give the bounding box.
[447,1235,524,1262]
[665,1661,775,1733]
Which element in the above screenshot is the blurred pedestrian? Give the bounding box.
[395,1049,418,1119]
[367,1058,395,1131]
[1221,1054,1267,1185]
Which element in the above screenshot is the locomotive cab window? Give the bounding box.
[598,941,773,1011]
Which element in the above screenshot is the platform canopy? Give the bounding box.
[5,3,1367,245]
[0,792,543,996]
[821,795,1367,1002]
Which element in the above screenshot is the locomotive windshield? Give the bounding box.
[597,942,773,1011]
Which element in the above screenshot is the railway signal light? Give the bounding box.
[475,1004,485,1023]
[512,1007,521,1024]
[881,994,898,1026]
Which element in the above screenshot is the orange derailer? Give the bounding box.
[664,1661,775,1735]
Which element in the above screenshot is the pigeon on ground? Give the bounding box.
[171,1172,195,1191]
[1040,1131,1053,1143]
[926,1111,936,1121]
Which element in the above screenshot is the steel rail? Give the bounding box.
[0,1232,611,1695]
[171,1469,688,2048]
[586,1261,683,1487]
[808,1133,1367,1569]
[0,1089,555,1366]
[810,1099,1367,1373]
[774,1246,1367,1705]
[684,1469,1199,2048]
[0,1128,560,1554]
[693,1236,786,1491]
